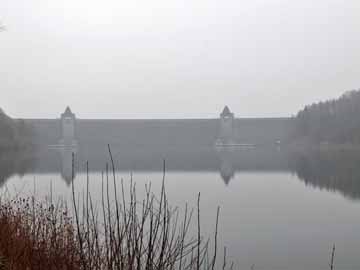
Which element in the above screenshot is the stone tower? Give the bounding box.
[218,106,235,144]
[60,106,76,146]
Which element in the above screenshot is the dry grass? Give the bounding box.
[0,197,80,269]
[0,184,224,270]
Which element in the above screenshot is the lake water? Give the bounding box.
[1,146,360,270]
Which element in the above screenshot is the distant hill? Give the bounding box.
[0,108,33,151]
[0,108,17,150]
[295,89,360,144]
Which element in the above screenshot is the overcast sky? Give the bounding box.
[0,0,359,119]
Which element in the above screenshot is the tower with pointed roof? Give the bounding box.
[218,106,235,144]
[60,106,76,145]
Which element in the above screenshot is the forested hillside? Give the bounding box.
[0,108,33,151]
[296,89,360,144]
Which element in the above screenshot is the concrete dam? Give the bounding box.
[27,106,295,150]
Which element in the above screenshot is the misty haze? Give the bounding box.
[1,1,360,270]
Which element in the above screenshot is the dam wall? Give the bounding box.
[27,117,295,150]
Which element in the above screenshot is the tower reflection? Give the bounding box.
[59,146,76,185]
[216,146,236,185]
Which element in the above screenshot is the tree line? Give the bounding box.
[0,108,33,152]
[296,89,360,144]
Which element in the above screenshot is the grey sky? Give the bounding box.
[0,0,359,119]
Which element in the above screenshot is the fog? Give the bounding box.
[0,0,359,119]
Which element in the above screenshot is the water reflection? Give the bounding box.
[1,145,360,200]
[0,151,34,186]
[219,154,235,185]
[59,147,77,185]
[216,146,236,185]
[289,149,360,200]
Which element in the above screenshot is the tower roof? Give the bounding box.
[61,106,75,118]
[64,106,72,114]
[220,106,233,117]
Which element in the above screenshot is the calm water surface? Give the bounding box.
[2,148,360,270]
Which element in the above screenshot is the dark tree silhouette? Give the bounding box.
[296,89,360,144]
[0,109,33,151]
